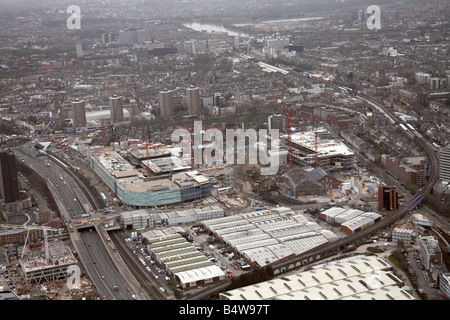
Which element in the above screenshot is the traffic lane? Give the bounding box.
[79,232,119,300]
[84,231,129,300]
[74,237,111,300]
[80,230,131,300]
[19,151,82,215]
[18,152,81,217]
[83,232,120,299]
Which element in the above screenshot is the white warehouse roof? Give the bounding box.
[175,265,225,285]
[220,256,414,300]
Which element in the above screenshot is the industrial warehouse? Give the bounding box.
[201,207,339,268]
[145,233,226,289]
[319,207,382,235]
[219,255,416,300]
[120,205,225,229]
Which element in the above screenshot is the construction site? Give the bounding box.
[0,222,99,300]
[19,243,77,287]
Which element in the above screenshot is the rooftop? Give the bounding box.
[220,256,414,300]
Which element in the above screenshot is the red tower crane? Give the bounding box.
[177,124,228,170]
[287,112,346,168]
[269,90,286,116]
[271,91,347,168]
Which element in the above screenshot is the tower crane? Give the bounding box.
[269,90,286,116]
[176,124,229,170]
[0,224,63,264]
[270,90,347,168]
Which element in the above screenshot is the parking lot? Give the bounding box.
[189,225,251,279]
[121,232,173,295]
[1,268,16,292]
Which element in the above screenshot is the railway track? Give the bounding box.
[270,94,440,270]
[110,231,167,300]
[189,92,441,300]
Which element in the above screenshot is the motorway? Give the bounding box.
[76,228,134,300]
[14,141,86,224]
[14,140,140,300]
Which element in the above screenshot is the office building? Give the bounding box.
[183,41,195,55]
[109,94,124,122]
[418,236,442,270]
[439,145,450,181]
[268,114,287,133]
[439,273,450,299]
[429,77,441,91]
[392,228,415,244]
[71,99,86,127]
[285,129,356,171]
[20,245,77,287]
[377,186,398,211]
[102,33,115,45]
[186,86,201,116]
[76,43,83,58]
[381,155,427,188]
[136,28,148,43]
[0,150,20,203]
[119,28,135,44]
[415,72,430,85]
[159,90,174,118]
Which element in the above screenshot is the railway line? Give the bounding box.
[270,93,440,270]
[109,230,167,300]
[188,91,441,299]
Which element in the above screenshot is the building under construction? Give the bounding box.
[19,244,78,287]
[283,129,356,171]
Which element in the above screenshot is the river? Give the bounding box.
[183,22,250,38]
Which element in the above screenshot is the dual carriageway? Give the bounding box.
[15,141,154,300]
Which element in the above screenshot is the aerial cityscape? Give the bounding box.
[0,0,449,306]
